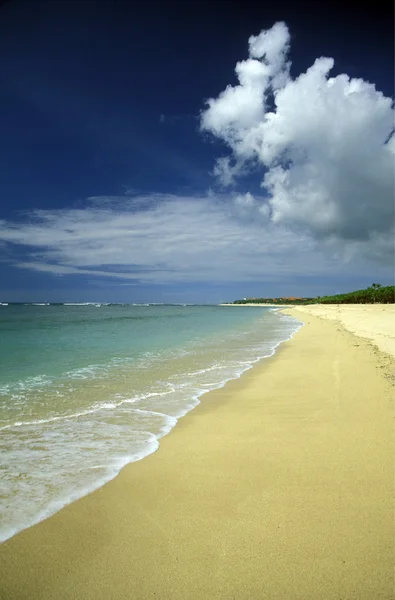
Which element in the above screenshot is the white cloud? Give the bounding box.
[0,193,377,285]
[200,22,395,263]
[1,24,393,286]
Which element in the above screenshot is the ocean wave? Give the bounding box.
[0,387,180,431]
[0,428,161,543]
[0,374,53,396]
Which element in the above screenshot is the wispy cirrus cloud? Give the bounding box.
[200,22,395,263]
[0,193,391,286]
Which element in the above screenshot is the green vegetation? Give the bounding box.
[310,284,394,304]
[232,284,395,305]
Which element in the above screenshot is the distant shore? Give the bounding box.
[219,302,294,307]
[1,305,394,599]
[283,303,395,357]
[220,302,395,357]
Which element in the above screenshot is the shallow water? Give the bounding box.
[0,303,302,541]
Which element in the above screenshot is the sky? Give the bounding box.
[0,0,394,303]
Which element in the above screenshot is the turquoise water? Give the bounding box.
[0,303,302,542]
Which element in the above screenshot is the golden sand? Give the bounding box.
[287,304,395,357]
[1,309,394,599]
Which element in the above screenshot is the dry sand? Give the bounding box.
[286,304,395,358]
[1,308,394,600]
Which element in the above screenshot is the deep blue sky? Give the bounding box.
[0,0,394,303]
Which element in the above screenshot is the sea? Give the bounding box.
[0,303,302,542]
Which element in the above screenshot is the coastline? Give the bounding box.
[222,303,395,357]
[1,308,394,599]
[219,303,293,307]
[283,304,395,357]
[0,307,301,544]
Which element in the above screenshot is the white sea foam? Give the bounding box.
[62,364,109,379]
[62,302,102,306]
[0,388,179,432]
[0,429,161,543]
[0,374,53,396]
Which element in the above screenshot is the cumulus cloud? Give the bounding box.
[1,24,393,286]
[200,22,395,263]
[0,193,366,284]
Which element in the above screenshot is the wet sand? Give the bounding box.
[1,309,394,600]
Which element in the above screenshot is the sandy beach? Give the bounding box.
[1,306,394,600]
[285,304,395,357]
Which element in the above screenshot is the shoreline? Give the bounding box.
[1,307,394,599]
[223,303,395,357]
[283,304,395,357]
[0,309,302,545]
[219,303,294,307]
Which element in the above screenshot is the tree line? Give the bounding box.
[232,284,395,305]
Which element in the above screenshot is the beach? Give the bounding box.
[1,306,394,599]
